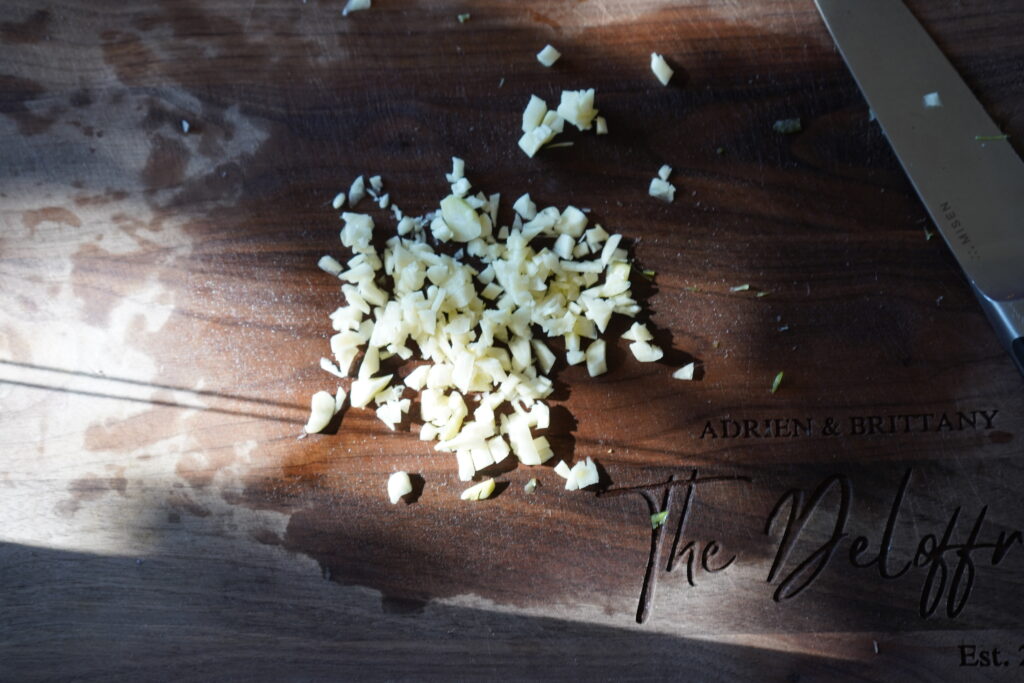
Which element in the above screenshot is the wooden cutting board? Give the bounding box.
[2,0,1023,679]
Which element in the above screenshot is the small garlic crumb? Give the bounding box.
[922,91,942,108]
[348,175,366,207]
[180,119,190,134]
[651,53,673,86]
[537,44,561,67]
[342,0,371,16]
[318,254,343,276]
[331,192,346,210]
[649,177,676,203]
[595,116,608,135]
[672,362,695,380]
[772,118,802,134]
[304,390,337,434]
[387,471,413,504]
[445,156,465,183]
[460,478,496,501]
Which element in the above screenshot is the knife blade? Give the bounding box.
[814,0,1024,376]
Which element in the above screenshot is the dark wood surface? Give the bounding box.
[2,0,1024,679]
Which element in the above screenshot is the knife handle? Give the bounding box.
[971,284,1024,377]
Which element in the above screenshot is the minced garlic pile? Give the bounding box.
[306,160,670,499]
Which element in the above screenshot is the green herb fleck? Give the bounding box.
[651,510,670,529]
[755,291,770,298]
[770,371,784,394]
[975,134,1009,141]
[923,227,934,241]
[773,118,802,134]
[642,269,656,279]
[457,12,471,22]
[729,284,750,292]
[684,285,702,292]
[715,146,725,155]
[524,478,538,494]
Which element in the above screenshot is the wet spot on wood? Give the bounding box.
[167,490,211,517]
[0,9,50,45]
[141,134,189,189]
[22,207,82,235]
[84,405,184,453]
[69,242,118,327]
[69,89,93,108]
[252,528,283,546]
[100,31,160,86]
[56,474,129,517]
[0,74,55,135]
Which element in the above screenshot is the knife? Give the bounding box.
[814,0,1024,376]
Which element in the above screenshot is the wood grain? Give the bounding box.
[2,0,1023,679]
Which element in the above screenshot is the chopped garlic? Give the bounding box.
[342,0,371,16]
[318,255,343,276]
[658,165,672,181]
[350,374,393,407]
[518,124,555,158]
[403,365,430,391]
[541,110,565,134]
[376,398,409,430]
[649,177,675,203]
[460,478,496,501]
[673,362,696,380]
[553,460,578,489]
[585,339,607,377]
[331,192,346,210]
[387,471,413,504]
[445,156,465,182]
[320,357,345,378]
[308,160,681,497]
[348,175,366,207]
[651,53,673,86]
[304,391,337,433]
[571,457,600,489]
[536,44,561,67]
[595,116,608,135]
[522,95,548,133]
[512,193,537,220]
[524,478,538,493]
[629,340,664,363]
[440,195,483,241]
[556,88,598,131]
[923,91,942,108]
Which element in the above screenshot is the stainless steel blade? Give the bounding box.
[815,0,1024,374]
